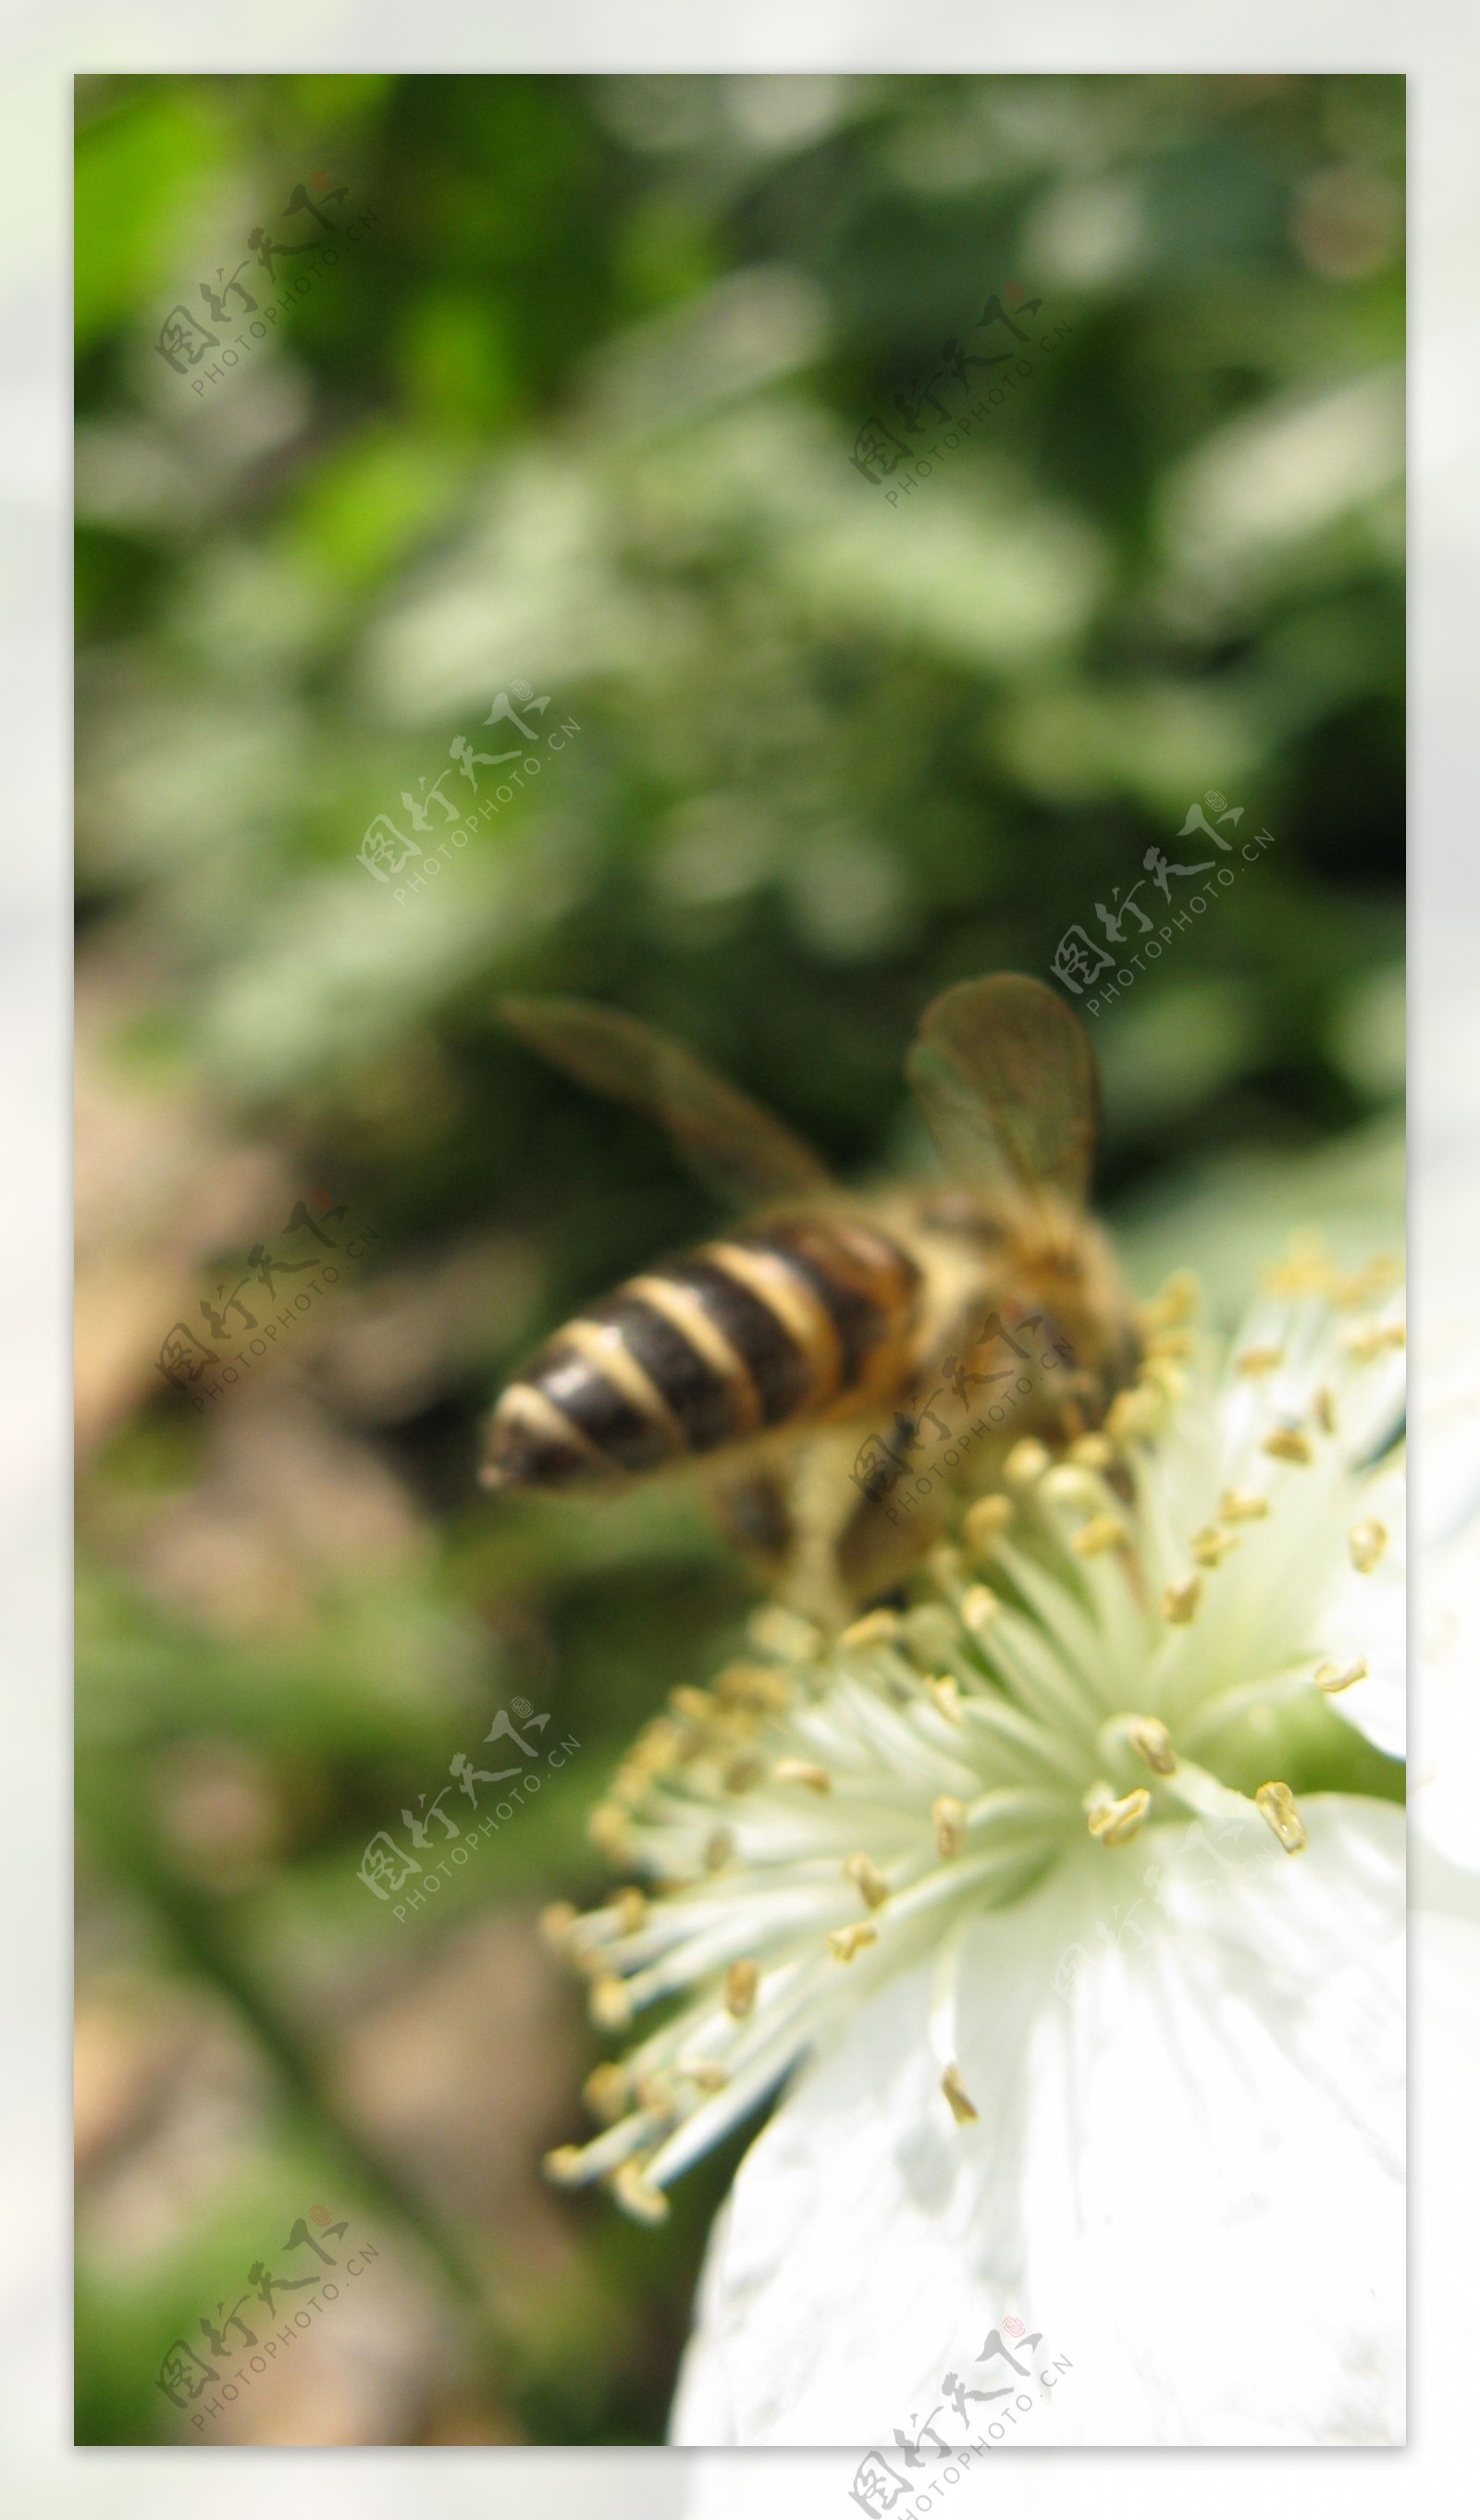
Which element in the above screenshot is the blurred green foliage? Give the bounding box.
[74,71,1402,2445]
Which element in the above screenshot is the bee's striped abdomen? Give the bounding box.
[480,1216,920,1494]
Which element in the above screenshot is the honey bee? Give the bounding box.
[481,974,1141,1621]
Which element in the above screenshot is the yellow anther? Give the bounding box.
[841,1609,902,1650]
[844,1852,892,1910]
[1043,1464,1099,1505]
[1312,1387,1337,1435]
[705,1826,734,1872]
[724,1755,764,1794]
[1005,1438,1052,1485]
[583,2062,628,2124]
[1142,1269,1198,1330]
[610,2163,670,2225]
[1262,1427,1314,1466]
[539,1900,578,1951]
[714,1661,791,1710]
[1344,1318,1406,1364]
[748,1604,821,1662]
[963,1494,1014,1554]
[828,1923,879,1962]
[1086,1787,1152,1849]
[544,2145,586,2186]
[1190,1523,1240,1567]
[1067,1432,1115,1469]
[1237,1345,1285,1377]
[1217,1487,1269,1522]
[677,2059,730,2093]
[961,1583,1002,1634]
[1072,1513,1128,1557]
[941,2063,980,2124]
[1315,1657,1369,1694]
[773,1759,832,1793]
[1105,1385,1164,1443]
[1255,1780,1307,1853]
[1126,1716,1176,1776]
[929,1543,966,1589]
[588,1803,632,1857]
[927,1675,964,1723]
[671,1687,717,1725]
[1162,1572,1202,1625]
[1350,1518,1388,1574]
[932,1795,968,1858]
[724,1959,758,2019]
[613,1887,647,1934]
[590,1975,633,2031]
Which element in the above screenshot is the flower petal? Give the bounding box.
[671,1796,1403,2447]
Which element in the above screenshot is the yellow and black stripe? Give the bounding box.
[480,1217,920,1492]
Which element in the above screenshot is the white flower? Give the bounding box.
[546,1260,1409,2446]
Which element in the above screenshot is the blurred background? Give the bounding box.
[74,70,1403,2446]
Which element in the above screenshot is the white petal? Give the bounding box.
[671,1796,1403,2448]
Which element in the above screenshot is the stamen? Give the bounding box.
[544,2145,586,2185]
[1255,1781,1307,1853]
[704,1826,734,1872]
[844,1852,891,1911]
[941,2063,980,2124]
[932,1795,968,1858]
[1125,1715,1176,1776]
[1314,1657,1369,1694]
[540,1900,578,1951]
[841,1609,902,1649]
[588,1803,632,1856]
[772,1760,832,1793]
[724,1755,764,1793]
[1217,1487,1269,1522]
[928,1675,964,1723]
[1312,1387,1337,1435]
[714,1663,792,1713]
[724,1960,758,2019]
[1141,1269,1198,1330]
[584,2062,629,2123]
[610,2162,670,2224]
[614,1887,648,1933]
[961,1584,1002,1633]
[1263,1427,1313,1466]
[1068,1432,1115,1469]
[1163,1573,1202,1625]
[828,1923,879,1962]
[1086,1786,1152,1848]
[677,2059,730,2092]
[748,1605,821,1662]
[591,1975,633,2030]
[671,1687,717,1725]
[1344,1318,1406,1363]
[1190,1524,1239,1567]
[1237,1346,1285,1376]
[1071,1513,1128,1557]
[1005,1439,1052,1485]
[964,1494,1013,1553]
[1350,1519,1388,1574]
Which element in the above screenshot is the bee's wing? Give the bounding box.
[500,997,834,1207]
[905,974,1099,1207]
